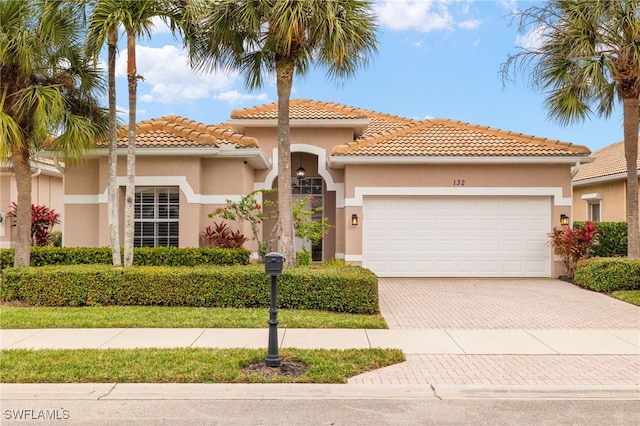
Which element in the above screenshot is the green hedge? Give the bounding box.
[574,258,640,292]
[574,222,627,257]
[0,264,379,314]
[0,246,250,269]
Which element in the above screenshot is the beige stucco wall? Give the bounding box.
[0,172,63,248]
[573,178,638,222]
[64,154,255,249]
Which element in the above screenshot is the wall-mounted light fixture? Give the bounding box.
[351,214,358,226]
[295,152,305,178]
[0,213,3,223]
[560,214,569,226]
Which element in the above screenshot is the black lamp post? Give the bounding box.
[264,252,284,367]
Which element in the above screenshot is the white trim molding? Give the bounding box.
[64,176,243,205]
[345,186,572,207]
[581,193,602,201]
[255,144,346,207]
[344,254,362,262]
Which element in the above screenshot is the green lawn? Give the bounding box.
[0,347,405,384]
[610,290,640,307]
[0,305,387,329]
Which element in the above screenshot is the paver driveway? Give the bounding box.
[378,278,640,330]
[350,278,640,386]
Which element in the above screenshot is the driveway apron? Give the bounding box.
[349,278,640,386]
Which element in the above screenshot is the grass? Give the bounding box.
[0,305,388,329]
[0,348,405,384]
[610,290,640,307]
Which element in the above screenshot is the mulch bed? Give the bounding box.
[241,359,308,378]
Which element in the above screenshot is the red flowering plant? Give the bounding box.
[548,221,598,279]
[292,196,331,246]
[201,221,248,249]
[207,189,277,259]
[7,202,61,246]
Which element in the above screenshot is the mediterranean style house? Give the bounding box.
[572,140,640,223]
[24,99,593,277]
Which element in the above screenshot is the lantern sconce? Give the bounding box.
[295,152,305,178]
[351,214,358,226]
[560,214,570,226]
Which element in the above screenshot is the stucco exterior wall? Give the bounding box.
[573,178,638,222]
[0,172,63,248]
[64,155,256,249]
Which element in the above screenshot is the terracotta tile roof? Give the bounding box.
[231,98,422,138]
[97,115,258,149]
[573,140,639,182]
[332,119,590,157]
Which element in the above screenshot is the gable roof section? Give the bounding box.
[98,115,259,149]
[332,118,590,158]
[573,140,639,184]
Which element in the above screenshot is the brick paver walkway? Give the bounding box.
[349,278,640,386]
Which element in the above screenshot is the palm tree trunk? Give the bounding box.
[623,96,639,259]
[11,144,32,267]
[107,23,121,266]
[124,32,137,267]
[276,60,295,266]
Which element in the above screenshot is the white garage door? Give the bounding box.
[363,196,551,277]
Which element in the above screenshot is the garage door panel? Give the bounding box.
[363,196,551,277]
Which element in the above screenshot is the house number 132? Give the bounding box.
[453,179,465,186]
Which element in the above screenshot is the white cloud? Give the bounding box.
[214,90,269,105]
[115,44,240,104]
[458,19,481,30]
[375,0,455,33]
[375,0,483,33]
[515,24,547,51]
[498,0,518,13]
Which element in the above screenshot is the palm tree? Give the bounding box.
[86,0,194,267]
[191,0,378,266]
[502,0,640,258]
[0,0,108,267]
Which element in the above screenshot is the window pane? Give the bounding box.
[134,187,180,248]
[591,203,601,221]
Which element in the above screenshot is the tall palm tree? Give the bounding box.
[192,0,378,266]
[0,0,108,267]
[86,0,193,267]
[503,0,640,258]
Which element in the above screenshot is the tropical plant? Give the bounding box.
[293,195,332,245]
[7,203,61,247]
[502,0,640,258]
[0,0,108,267]
[201,221,248,249]
[190,0,378,266]
[548,221,598,279]
[208,189,277,260]
[85,0,196,266]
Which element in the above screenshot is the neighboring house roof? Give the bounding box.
[0,156,62,177]
[573,140,640,184]
[102,115,259,149]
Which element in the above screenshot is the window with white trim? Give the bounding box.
[134,187,179,247]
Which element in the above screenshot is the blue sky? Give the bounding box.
[111,0,624,153]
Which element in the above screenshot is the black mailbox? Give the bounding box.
[265,252,285,276]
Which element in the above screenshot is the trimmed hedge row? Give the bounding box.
[0,264,379,314]
[0,246,250,268]
[574,221,627,257]
[574,258,640,292]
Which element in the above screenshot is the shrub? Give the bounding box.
[201,221,248,249]
[0,264,379,313]
[574,222,627,257]
[296,248,311,266]
[0,247,250,269]
[6,202,61,246]
[574,258,640,292]
[548,221,598,278]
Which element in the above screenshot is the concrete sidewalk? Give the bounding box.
[1,327,639,355]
